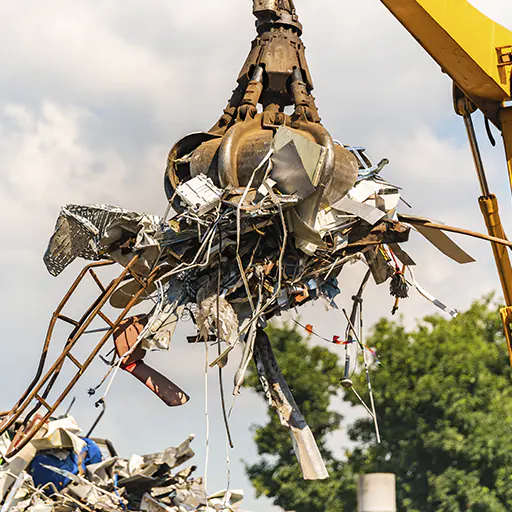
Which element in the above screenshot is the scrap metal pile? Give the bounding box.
[0,416,247,512]
[0,0,478,494]
[38,128,471,481]
[44,130,414,347]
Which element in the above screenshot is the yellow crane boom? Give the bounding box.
[379,0,511,120]
[380,0,512,362]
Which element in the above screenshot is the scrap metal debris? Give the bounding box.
[253,330,329,480]
[0,416,249,512]
[1,0,494,486]
[34,129,466,480]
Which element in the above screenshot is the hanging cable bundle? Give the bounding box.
[390,271,409,299]
[390,266,409,315]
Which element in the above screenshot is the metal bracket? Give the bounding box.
[496,47,512,96]
[497,46,512,67]
[500,306,512,367]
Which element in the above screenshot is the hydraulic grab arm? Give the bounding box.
[379,0,512,363]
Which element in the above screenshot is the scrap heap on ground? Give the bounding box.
[0,416,247,512]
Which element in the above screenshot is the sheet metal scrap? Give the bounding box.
[10,0,476,482]
[0,417,249,512]
[45,205,169,277]
[253,330,329,480]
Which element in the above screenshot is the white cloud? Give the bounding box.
[0,3,172,105]
[0,1,511,511]
[0,102,129,244]
[470,0,512,28]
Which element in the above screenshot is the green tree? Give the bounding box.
[245,298,512,512]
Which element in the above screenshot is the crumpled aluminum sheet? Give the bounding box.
[44,205,137,276]
[141,280,188,352]
[196,296,239,345]
[30,416,85,455]
[44,205,163,276]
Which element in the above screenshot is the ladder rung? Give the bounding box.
[89,269,106,292]
[128,270,145,287]
[66,353,83,370]
[34,395,52,411]
[98,311,115,328]
[58,315,79,327]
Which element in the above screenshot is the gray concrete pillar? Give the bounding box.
[357,473,397,512]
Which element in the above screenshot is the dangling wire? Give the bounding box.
[216,226,234,451]
[341,269,372,388]
[358,297,381,444]
[342,308,381,444]
[223,435,232,501]
[290,320,378,360]
[350,386,374,418]
[235,151,273,313]
[347,269,372,342]
[87,365,115,398]
[204,328,210,507]
[291,319,339,344]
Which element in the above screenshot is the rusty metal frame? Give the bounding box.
[0,255,160,457]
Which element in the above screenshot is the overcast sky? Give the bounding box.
[0,1,511,511]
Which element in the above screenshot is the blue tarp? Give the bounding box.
[29,438,102,491]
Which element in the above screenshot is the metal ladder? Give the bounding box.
[0,255,159,457]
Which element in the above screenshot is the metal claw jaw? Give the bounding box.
[165,0,359,220]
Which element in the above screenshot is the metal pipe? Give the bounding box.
[251,65,264,83]
[463,112,491,196]
[86,399,106,438]
[398,217,512,249]
[499,105,512,193]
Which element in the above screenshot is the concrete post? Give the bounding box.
[357,473,397,512]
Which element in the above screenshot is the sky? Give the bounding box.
[0,1,511,511]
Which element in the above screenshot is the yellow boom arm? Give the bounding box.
[380,0,512,362]
[380,0,512,123]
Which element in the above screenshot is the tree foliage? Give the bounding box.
[245,299,512,512]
